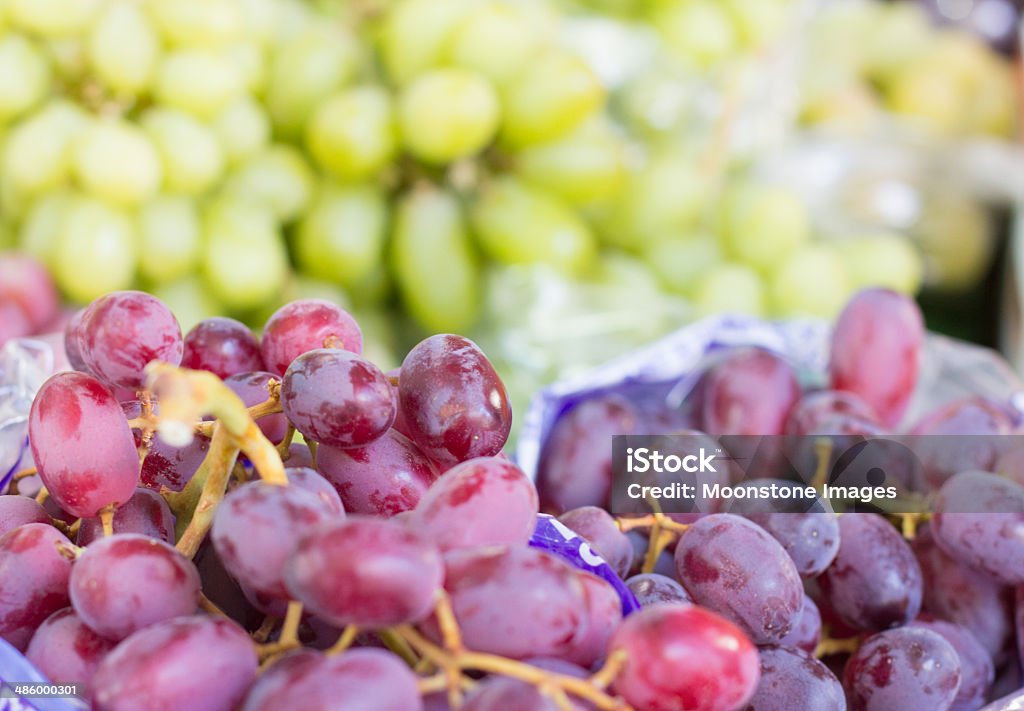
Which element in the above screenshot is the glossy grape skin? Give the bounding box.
[745,646,845,711]
[122,400,211,492]
[558,506,633,578]
[931,471,1024,585]
[742,511,840,578]
[626,573,692,607]
[566,571,623,667]
[77,488,175,546]
[282,348,395,448]
[410,457,538,552]
[829,288,924,428]
[25,608,115,700]
[63,307,90,372]
[0,495,49,537]
[818,513,922,632]
[181,317,264,379]
[69,534,200,641]
[909,617,993,711]
[610,604,760,711]
[224,371,289,444]
[284,516,442,629]
[777,594,822,655]
[845,627,961,711]
[674,514,803,644]
[701,348,800,435]
[435,546,588,660]
[92,616,257,711]
[0,253,58,331]
[79,291,183,389]
[398,334,511,466]
[260,299,362,375]
[284,467,344,516]
[538,394,639,512]
[242,648,422,711]
[0,523,73,651]
[785,389,880,435]
[28,371,139,518]
[317,430,438,516]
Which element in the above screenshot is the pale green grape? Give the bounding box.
[306,86,396,180]
[237,0,279,46]
[7,0,101,38]
[72,120,163,206]
[156,49,244,119]
[379,0,479,85]
[860,3,933,79]
[202,199,288,310]
[213,98,270,165]
[18,190,74,267]
[0,36,50,122]
[2,99,87,196]
[398,68,500,164]
[287,276,351,308]
[53,195,137,302]
[693,263,765,317]
[501,50,604,148]
[643,234,722,296]
[147,0,244,48]
[43,39,87,82]
[141,108,225,195]
[470,177,596,275]
[151,277,223,333]
[344,263,393,307]
[88,1,160,95]
[720,184,810,272]
[138,196,201,285]
[266,26,359,137]
[885,58,963,135]
[226,41,266,94]
[515,118,625,207]
[448,1,552,87]
[652,0,739,68]
[222,145,314,222]
[769,244,851,318]
[837,233,923,295]
[721,0,790,50]
[392,186,481,333]
[295,183,388,289]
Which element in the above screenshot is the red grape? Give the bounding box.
[565,571,621,667]
[260,299,362,375]
[182,317,265,379]
[285,466,344,516]
[122,399,211,492]
[224,371,289,443]
[77,488,175,546]
[462,676,588,711]
[909,617,993,711]
[777,593,822,655]
[0,300,32,347]
[63,307,91,372]
[701,347,800,435]
[0,253,59,331]
[785,389,880,435]
[0,523,73,651]
[558,506,633,578]
[742,511,840,578]
[746,646,845,711]
[25,608,115,700]
[626,573,693,607]
[0,495,49,537]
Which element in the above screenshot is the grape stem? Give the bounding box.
[377,628,422,668]
[198,593,228,618]
[815,633,860,658]
[326,625,359,657]
[11,467,36,482]
[34,487,48,505]
[251,616,279,644]
[173,425,239,558]
[616,513,688,575]
[99,505,115,537]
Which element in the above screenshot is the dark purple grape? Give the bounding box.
[701,348,800,435]
[181,317,264,379]
[285,467,344,516]
[565,571,622,667]
[69,533,200,640]
[260,299,362,375]
[817,513,922,631]
[742,511,840,578]
[224,371,289,444]
[626,573,693,607]
[0,495,49,537]
[77,488,175,545]
[281,348,395,448]
[744,646,845,711]
[910,617,994,711]
[785,389,880,435]
[192,538,264,631]
[92,616,257,711]
[0,523,73,651]
[25,608,115,700]
[777,593,822,655]
[558,506,633,578]
[398,334,511,466]
[317,430,439,516]
[674,514,803,644]
[845,627,961,711]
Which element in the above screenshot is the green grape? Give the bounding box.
[266,26,359,137]
[643,234,722,296]
[287,276,351,308]
[885,58,963,136]
[0,36,50,122]
[138,196,202,285]
[237,0,279,47]
[156,49,244,119]
[769,244,851,318]
[213,98,270,166]
[72,120,163,207]
[967,57,1015,137]
[379,0,479,85]
[88,1,160,95]
[344,263,393,307]
[722,0,790,49]
[652,0,739,68]
[306,86,397,181]
[226,41,266,94]
[392,186,481,333]
[43,38,87,83]
[18,190,74,267]
[720,184,810,272]
[53,195,138,302]
[222,145,314,222]
[295,183,388,289]
[151,277,223,333]
[448,1,553,87]
[837,233,923,295]
[147,0,244,48]
[202,199,288,310]
[7,0,101,38]
[2,99,87,196]
[860,3,933,80]
[515,118,625,207]
[693,263,765,317]
[470,177,596,275]
[501,50,604,148]
[141,108,225,195]
[398,68,500,164]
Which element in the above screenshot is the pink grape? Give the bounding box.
[558,506,633,578]
[829,288,924,428]
[29,371,139,518]
[284,516,443,629]
[182,317,265,378]
[260,299,362,375]
[398,334,511,466]
[0,301,31,347]
[701,347,800,435]
[0,495,49,537]
[25,608,115,700]
[909,617,994,711]
[224,371,289,443]
[777,593,822,654]
[317,429,439,516]
[746,646,845,711]
[282,442,315,469]
[609,604,760,711]
[0,253,59,331]
[122,399,211,492]
[410,456,538,552]
[92,616,257,711]
[785,389,880,435]
[285,467,344,516]
[565,571,622,667]
[63,307,91,372]
[77,488,175,545]
[0,523,73,651]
